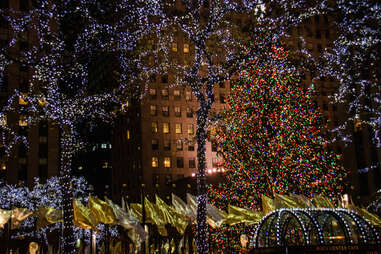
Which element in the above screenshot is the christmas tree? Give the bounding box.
[208,38,347,250]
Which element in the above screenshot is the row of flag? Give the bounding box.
[0,193,380,242]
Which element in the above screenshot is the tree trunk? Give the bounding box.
[195,108,209,254]
[60,125,75,254]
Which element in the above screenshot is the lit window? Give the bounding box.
[101,143,107,149]
[188,124,194,135]
[174,106,181,117]
[0,114,7,126]
[19,116,28,126]
[174,90,181,100]
[175,123,182,134]
[150,105,157,116]
[185,90,192,101]
[152,157,158,167]
[102,162,109,168]
[18,93,28,105]
[149,88,157,99]
[184,43,189,53]
[163,123,170,134]
[164,157,171,168]
[161,88,169,99]
[126,130,130,140]
[212,142,218,152]
[162,106,169,116]
[152,122,158,133]
[176,139,183,151]
[172,42,177,52]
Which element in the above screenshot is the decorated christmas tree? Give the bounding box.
[208,38,347,250]
[209,43,347,209]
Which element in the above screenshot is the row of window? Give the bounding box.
[152,174,185,185]
[150,105,195,118]
[152,156,196,168]
[149,88,227,101]
[151,122,194,135]
[151,139,218,152]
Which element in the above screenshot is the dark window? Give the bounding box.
[186,107,193,118]
[176,157,184,168]
[317,43,322,53]
[19,63,28,73]
[188,143,194,151]
[189,158,196,168]
[162,106,169,116]
[161,74,168,83]
[165,175,172,185]
[0,1,9,9]
[316,30,321,39]
[314,15,320,24]
[152,139,159,150]
[219,93,226,104]
[18,164,27,183]
[325,30,330,39]
[150,74,156,83]
[174,106,181,117]
[164,140,171,151]
[19,0,30,11]
[219,82,225,88]
[0,72,8,93]
[38,164,48,182]
[153,174,160,185]
[39,143,48,158]
[176,140,183,151]
[19,41,28,51]
[211,142,217,152]
[18,144,27,157]
[39,120,48,136]
[359,172,369,195]
[174,90,181,100]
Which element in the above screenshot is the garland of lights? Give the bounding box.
[252,208,381,248]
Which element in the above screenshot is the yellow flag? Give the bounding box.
[289,193,313,208]
[172,193,195,221]
[312,195,335,208]
[261,195,275,215]
[0,209,11,228]
[105,197,147,242]
[145,197,167,236]
[36,206,63,229]
[225,205,263,225]
[110,240,122,254]
[73,199,98,230]
[206,203,227,228]
[348,205,381,227]
[186,193,197,215]
[156,195,188,235]
[11,208,33,229]
[274,193,300,209]
[88,195,116,225]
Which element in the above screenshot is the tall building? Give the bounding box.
[0,0,60,186]
[112,10,381,205]
[287,14,381,204]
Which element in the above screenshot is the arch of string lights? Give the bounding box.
[251,208,380,249]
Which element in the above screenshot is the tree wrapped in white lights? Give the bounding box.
[0,0,159,252]
[150,1,328,252]
[320,0,381,145]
